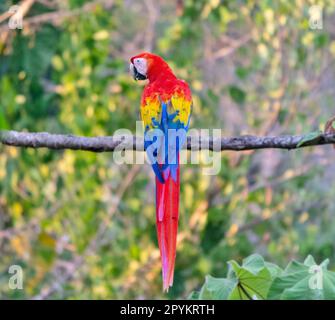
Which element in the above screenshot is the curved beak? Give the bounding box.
[129,63,147,81]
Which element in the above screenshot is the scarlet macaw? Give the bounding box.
[130,53,192,291]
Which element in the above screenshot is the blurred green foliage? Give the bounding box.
[1,0,335,299]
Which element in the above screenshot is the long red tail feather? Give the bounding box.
[156,165,180,291]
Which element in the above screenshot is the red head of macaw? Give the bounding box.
[130,52,192,291]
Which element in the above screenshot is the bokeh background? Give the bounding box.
[1,0,335,299]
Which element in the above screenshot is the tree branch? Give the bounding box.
[1,130,335,152]
[0,0,115,33]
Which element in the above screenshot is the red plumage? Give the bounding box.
[156,163,179,289]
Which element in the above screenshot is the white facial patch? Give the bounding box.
[133,58,147,76]
[129,63,135,77]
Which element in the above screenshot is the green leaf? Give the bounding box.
[228,259,273,300]
[228,85,246,104]
[265,262,284,278]
[268,256,335,300]
[297,131,322,147]
[304,255,317,267]
[198,275,237,300]
[190,254,283,300]
[240,254,266,274]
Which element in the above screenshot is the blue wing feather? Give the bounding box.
[144,100,189,183]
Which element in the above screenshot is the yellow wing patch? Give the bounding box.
[140,96,161,130]
[170,94,192,126]
[140,93,192,129]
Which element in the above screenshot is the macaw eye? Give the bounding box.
[134,58,141,66]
